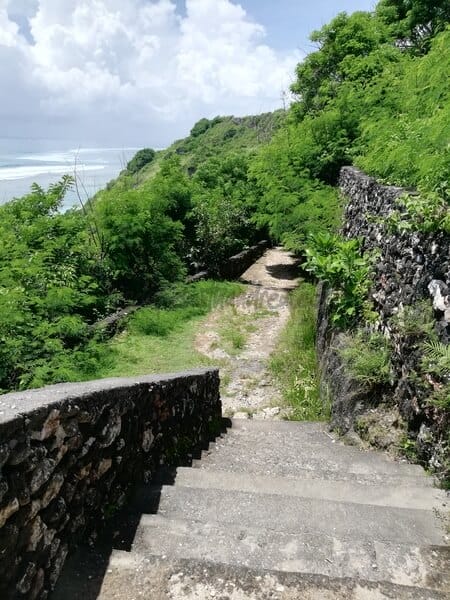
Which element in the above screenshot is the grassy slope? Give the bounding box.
[111,111,285,188]
[95,280,245,379]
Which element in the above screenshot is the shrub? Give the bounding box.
[304,233,374,328]
[386,192,450,234]
[126,148,156,175]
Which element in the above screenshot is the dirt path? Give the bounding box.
[195,247,300,419]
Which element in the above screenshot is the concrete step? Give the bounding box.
[196,422,430,483]
[228,419,327,434]
[132,514,450,592]
[149,484,446,546]
[172,466,447,511]
[98,550,449,599]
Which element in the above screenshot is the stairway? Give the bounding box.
[98,419,449,599]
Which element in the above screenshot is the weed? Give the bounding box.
[391,301,436,339]
[398,436,418,460]
[339,330,392,387]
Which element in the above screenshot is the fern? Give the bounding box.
[422,340,450,376]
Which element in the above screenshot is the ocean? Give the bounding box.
[0,145,140,210]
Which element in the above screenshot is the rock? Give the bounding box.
[29,568,45,600]
[31,409,61,441]
[27,516,47,551]
[16,562,37,594]
[93,458,112,479]
[428,279,449,313]
[0,480,8,503]
[0,498,19,528]
[41,472,65,509]
[0,443,10,468]
[30,459,56,494]
[100,414,122,447]
[263,407,281,417]
[142,429,155,452]
[233,412,251,420]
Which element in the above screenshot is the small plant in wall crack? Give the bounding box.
[422,340,450,377]
[338,329,393,388]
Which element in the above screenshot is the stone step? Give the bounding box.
[196,422,430,482]
[229,419,327,433]
[172,466,447,511]
[132,514,450,592]
[98,550,449,599]
[149,485,446,546]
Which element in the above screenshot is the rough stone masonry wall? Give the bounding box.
[318,167,449,473]
[0,369,220,599]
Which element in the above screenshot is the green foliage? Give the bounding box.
[376,0,450,50]
[386,192,450,234]
[291,11,390,118]
[399,435,419,460]
[0,177,112,391]
[354,30,450,198]
[304,233,374,328]
[93,187,186,299]
[427,384,450,410]
[189,153,259,271]
[96,280,244,379]
[391,301,436,338]
[129,280,243,337]
[190,117,223,137]
[126,148,156,174]
[251,7,449,255]
[270,283,328,421]
[422,340,450,376]
[339,330,392,387]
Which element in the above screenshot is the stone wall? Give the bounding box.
[318,167,449,474]
[187,241,270,283]
[219,241,270,280]
[0,369,220,599]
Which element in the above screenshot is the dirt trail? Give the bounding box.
[195,247,300,419]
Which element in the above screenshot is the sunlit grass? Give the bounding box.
[270,282,329,421]
[97,280,244,378]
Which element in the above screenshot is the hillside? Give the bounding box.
[110,111,285,189]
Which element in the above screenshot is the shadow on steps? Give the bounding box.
[50,419,232,600]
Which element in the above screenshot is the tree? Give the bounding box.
[126,148,156,174]
[290,12,390,118]
[376,0,450,50]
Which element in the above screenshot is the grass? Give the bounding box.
[95,280,244,378]
[216,303,271,356]
[339,330,392,388]
[270,282,328,421]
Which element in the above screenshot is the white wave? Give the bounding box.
[18,147,141,162]
[0,164,105,181]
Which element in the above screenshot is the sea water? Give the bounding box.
[0,145,139,211]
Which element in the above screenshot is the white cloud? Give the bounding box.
[0,0,300,147]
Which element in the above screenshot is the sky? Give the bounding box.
[0,0,376,151]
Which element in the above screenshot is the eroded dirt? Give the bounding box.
[195,247,300,419]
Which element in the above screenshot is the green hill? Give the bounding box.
[110,111,285,189]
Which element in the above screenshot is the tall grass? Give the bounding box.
[270,282,328,421]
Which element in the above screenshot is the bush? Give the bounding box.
[304,233,374,328]
[126,148,156,174]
